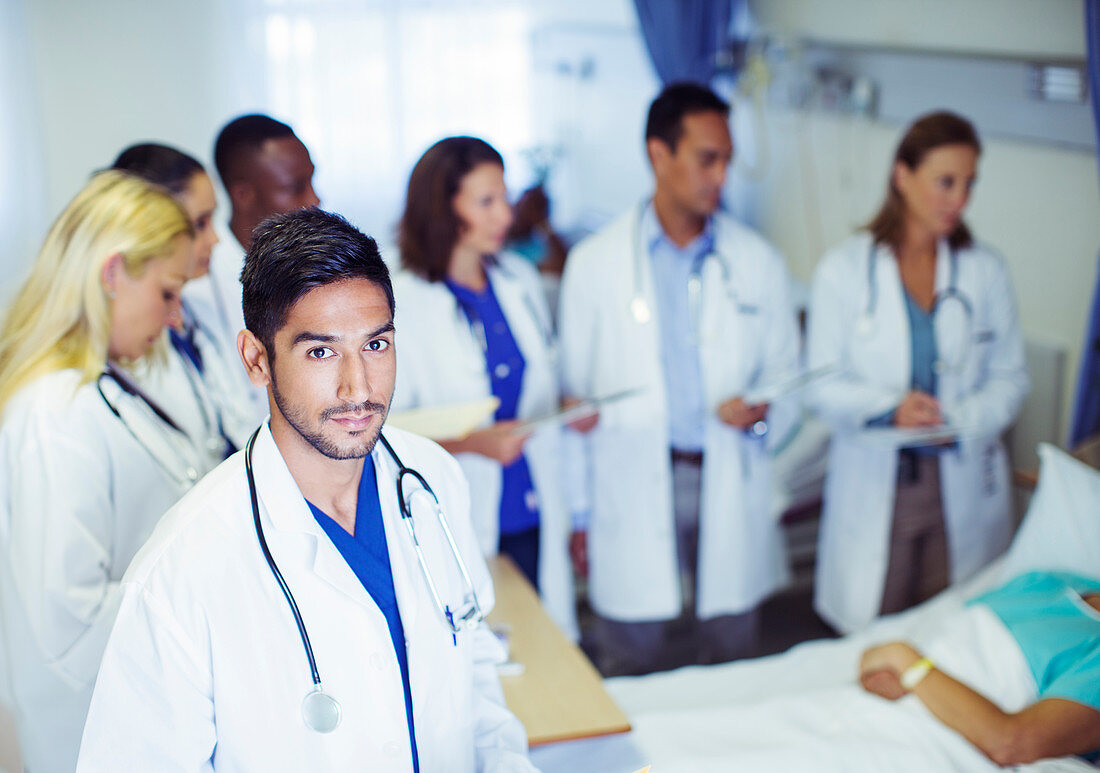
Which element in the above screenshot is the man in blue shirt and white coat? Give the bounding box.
[77,209,536,772]
[558,82,800,675]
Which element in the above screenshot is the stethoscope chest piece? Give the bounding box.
[302,687,341,733]
[630,297,651,324]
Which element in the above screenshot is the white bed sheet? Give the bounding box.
[605,559,1099,772]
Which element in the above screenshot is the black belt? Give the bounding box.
[670,449,704,466]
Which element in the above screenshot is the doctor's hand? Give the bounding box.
[562,397,599,434]
[717,397,768,429]
[895,391,943,428]
[569,530,588,579]
[460,421,532,466]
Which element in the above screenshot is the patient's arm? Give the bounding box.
[860,642,1100,767]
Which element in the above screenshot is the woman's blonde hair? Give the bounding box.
[0,170,193,413]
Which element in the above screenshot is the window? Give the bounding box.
[256,0,534,240]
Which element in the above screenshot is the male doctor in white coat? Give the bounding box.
[558,83,800,674]
[77,209,536,772]
[185,114,321,362]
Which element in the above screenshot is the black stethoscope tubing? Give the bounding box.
[245,428,468,694]
[245,428,322,686]
[97,362,201,486]
[98,362,185,433]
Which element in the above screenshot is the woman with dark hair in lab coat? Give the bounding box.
[112,143,266,451]
[391,136,589,639]
[807,111,1030,634]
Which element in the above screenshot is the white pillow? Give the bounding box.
[999,443,1100,582]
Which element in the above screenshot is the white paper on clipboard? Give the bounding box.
[515,386,646,434]
[386,397,500,441]
[742,364,838,405]
[860,424,978,448]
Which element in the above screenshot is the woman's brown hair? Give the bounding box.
[397,136,504,282]
[865,111,982,253]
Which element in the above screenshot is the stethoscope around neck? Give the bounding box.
[96,361,202,487]
[244,427,484,734]
[628,200,748,339]
[448,254,554,377]
[857,241,975,376]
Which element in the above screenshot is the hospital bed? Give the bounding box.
[594,443,1100,773]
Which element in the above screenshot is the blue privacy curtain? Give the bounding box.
[633,0,737,84]
[1071,0,1100,445]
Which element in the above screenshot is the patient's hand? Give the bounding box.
[860,669,907,701]
[859,641,922,700]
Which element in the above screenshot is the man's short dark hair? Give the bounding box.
[242,208,394,354]
[644,82,730,153]
[213,114,296,189]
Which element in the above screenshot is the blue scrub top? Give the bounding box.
[971,571,1100,715]
[172,302,205,373]
[446,277,540,535]
[307,457,420,772]
[865,291,941,458]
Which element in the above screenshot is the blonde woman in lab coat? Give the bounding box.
[807,111,1029,634]
[0,171,206,772]
[391,136,585,639]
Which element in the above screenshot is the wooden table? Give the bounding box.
[486,556,631,747]
[1014,434,1100,490]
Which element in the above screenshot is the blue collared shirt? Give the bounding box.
[866,291,940,458]
[643,202,714,452]
[307,458,420,772]
[904,291,938,398]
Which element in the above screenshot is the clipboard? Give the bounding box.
[860,424,977,448]
[742,364,838,405]
[514,387,646,434]
[386,397,500,441]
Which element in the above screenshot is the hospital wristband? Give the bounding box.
[900,657,935,690]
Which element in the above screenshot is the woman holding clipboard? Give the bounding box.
[390,136,591,638]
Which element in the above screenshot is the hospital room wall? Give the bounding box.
[0,0,256,308]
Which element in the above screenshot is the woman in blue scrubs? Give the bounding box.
[390,137,581,637]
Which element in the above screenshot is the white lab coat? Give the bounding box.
[181,227,273,426]
[558,206,800,622]
[183,223,247,355]
[137,324,267,453]
[0,368,204,773]
[76,425,535,773]
[132,340,236,470]
[806,233,1030,634]
[390,255,576,640]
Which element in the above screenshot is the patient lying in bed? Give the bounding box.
[620,569,1100,772]
[860,570,1100,767]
